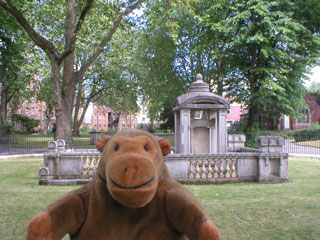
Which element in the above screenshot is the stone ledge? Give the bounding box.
[39,179,91,186]
[258,176,289,184]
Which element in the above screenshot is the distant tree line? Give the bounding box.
[0,0,319,146]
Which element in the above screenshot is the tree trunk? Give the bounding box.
[43,119,48,135]
[48,54,74,147]
[0,84,8,135]
[54,0,77,147]
[117,112,123,131]
[73,83,82,136]
[216,59,224,96]
[0,0,143,146]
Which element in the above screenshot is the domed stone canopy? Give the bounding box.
[173,74,230,110]
[173,74,230,154]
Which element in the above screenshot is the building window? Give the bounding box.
[297,108,309,124]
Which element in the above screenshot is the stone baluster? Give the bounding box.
[213,158,219,178]
[219,157,225,178]
[207,158,213,178]
[88,156,94,176]
[225,157,231,178]
[231,156,237,178]
[201,159,207,179]
[93,155,100,175]
[188,159,195,179]
[82,156,88,176]
[195,159,201,179]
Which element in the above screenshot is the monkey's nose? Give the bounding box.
[124,166,137,183]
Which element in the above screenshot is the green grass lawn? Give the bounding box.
[296,140,320,148]
[0,157,319,240]
[0,135,94,149]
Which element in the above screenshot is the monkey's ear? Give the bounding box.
[158,139,172,156]
[96,136,111,152]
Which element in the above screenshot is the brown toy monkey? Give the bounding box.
[27,130,220,240]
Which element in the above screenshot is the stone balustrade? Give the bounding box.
[188,155,237,180]
[39,135,288,185]
[82,154,101,178]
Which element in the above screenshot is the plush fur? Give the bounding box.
[27,130,220,240]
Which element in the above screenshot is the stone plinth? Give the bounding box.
[228,134,246,150]
[257,136,284,153]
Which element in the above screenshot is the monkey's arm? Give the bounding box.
[27,185,90,240]
[165,187,220,240]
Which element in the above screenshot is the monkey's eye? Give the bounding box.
[144,145,149,152]
[114,144,120,151]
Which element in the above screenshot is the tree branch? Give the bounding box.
[0,0,58,57]
[58,0,94,63]
[78,0,144,76]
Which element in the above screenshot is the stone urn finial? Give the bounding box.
[190,73,209,92]
[196,73,203,82]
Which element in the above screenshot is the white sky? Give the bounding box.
[305,66,320,88]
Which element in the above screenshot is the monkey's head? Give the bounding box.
[96,130,171,208]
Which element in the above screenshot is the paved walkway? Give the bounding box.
[0,146,46,155]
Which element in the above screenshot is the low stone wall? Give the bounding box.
[39,136,288,185]
[165,151,288,184]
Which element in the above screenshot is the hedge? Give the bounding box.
[293,128,320,142]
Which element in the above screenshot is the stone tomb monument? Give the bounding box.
[165,74,289,184]
[174,74,229,154]
[39,74,289,185]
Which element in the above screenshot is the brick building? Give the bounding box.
[227,104,243,127]
[278,95,320,130]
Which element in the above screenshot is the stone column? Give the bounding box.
[180,109,191,154]
[217,109,228,153]
[209,111,217,153]
[174,111,180,153]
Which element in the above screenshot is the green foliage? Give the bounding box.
[135,0,320,137]
[79,125,91,134]
[51,122,56,134]
[293,127,320,142]
[12,114,40,133]
[4,121,13,134]
[227,121,245,134]
[0,6,35,133]
[308,81,320,95]
[244,121,260,148]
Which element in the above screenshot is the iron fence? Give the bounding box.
[0,134,94,155]
[0,133,175,156]
[0,131,318,156]
[259,130,320,155]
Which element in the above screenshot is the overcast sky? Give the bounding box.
[306,66,320,88]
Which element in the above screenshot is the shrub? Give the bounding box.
[293,128,320,142]
[11,114,40,133]
[79,125,91,134]
[227,121,245,134]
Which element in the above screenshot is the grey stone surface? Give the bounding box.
[174,74,230,154]
[39,130,289,185]
[164,156,189,182]
[258,136,284,153]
